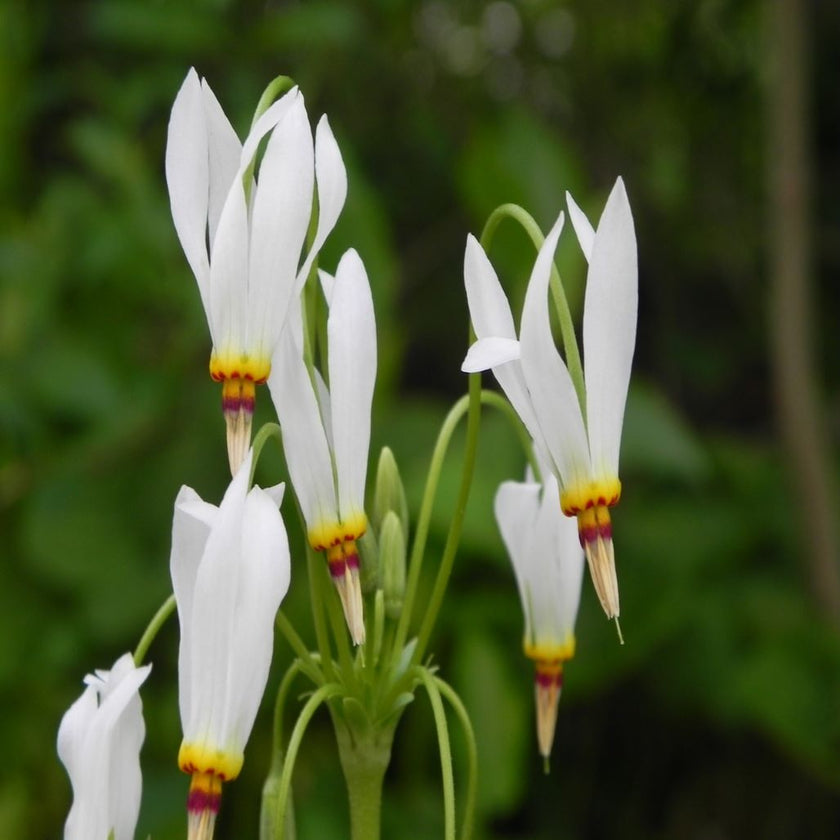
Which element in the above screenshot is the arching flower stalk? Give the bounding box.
[57,653,151,840]
[463,178,637,630]
[166,68,347,474]
[495,471,585,762]
[268,249,376,645]
[170,450,290,840]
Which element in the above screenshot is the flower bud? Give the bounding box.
[379,511,406,619]
[371,447,409,539]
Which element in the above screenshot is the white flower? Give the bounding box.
[166,68,347,474]
[463,178,637,624]
[495,472,584,759]
[57,653,151,840]
[170,449,290,840]
[268,249,376,645]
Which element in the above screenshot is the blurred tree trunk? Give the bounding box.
[767,0,840,623]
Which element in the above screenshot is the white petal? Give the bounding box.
[494,480,541,642]
[166,68,211,313]
[295,115,348,290]
[200,79,242,251]
[268,329,338,534]
[463,234,517,340]
[261,482,286,507]
[566,190,596,263]
[224,487,290,754]
[170,486,213,729]
[318,268,336,306]
[582,177,638,478]
[248,95,315,358]
[519,213,592,488]
[328,249,376,526]
[240,88,299,170]
[180,456,251,749]
[208,177,249,353]
[461,336,520,372]
[532,476,584,641]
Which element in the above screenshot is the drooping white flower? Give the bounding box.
[495,471,584,760]
[57,653,151,840]
[268,248,376,645]
[166,68,347,474]
[170,449,290,840]
[463,178,637,626]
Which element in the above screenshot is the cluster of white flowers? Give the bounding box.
[56,66,638,836]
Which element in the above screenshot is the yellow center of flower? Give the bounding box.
[308,513,368,553]
[209,350,271,385]
[178,742,243,783]
[559,477,621,517]
[524,635,576,664]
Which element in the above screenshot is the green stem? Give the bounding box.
[260,661,305,840]
[479,203,586,416]
[251,75,296,129]
[434,677,477,840]
[334,718,397,840]
[416,668,456,840]
[275,610,323,682]
[412,369,482,666]
[306,546,337,681]
[312,543,357,685]
[250,422,284,486]
[393,393,470,657]
[272,683,344,839]
[133,594,176,667]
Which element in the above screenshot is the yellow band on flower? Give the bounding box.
[209,350,271,385]
[308,513,368,552]
[560,477,622,517]
[178,742,243,782]
[524,635,576,663]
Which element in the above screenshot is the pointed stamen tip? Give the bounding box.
[614,616,624,645]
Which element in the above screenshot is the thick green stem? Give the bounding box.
[133,594,176,667]
[334,719,396,840]
[479,203,586,416]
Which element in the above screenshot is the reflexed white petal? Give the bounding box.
[519,213,591,488]
[328,249,376,525]
[180,455,250,748]
[240,88,299,169]
[262,482,286,508]
[268,329,338,532]
[248,95,315,358]
[582,177,638,478]
[208,177,249,352]
[170,486,212,727]
[461,336,520,372]
[463,234,517,340]
[200,79,242,251]
[57,683,98,786]
[166,68,211,312]
[225,487,290,753]
[295,116,348,290]
[566,190,596,263]
[494,480,541,643]
[533,476,584,641]
[318,269,336,306]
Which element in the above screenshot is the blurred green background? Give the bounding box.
[3,0,840,837]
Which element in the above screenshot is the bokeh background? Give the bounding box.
[3,0,840,837]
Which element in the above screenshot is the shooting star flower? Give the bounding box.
[463,178,637,629]
[170,450,290,840]
[166,68,347,474]
[495,472,584,762]
[268,249,376,645]
[57,653,151,840]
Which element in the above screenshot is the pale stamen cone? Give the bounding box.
[187,772,222,840]
[327,541,366,645]
[534,662,563,761]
